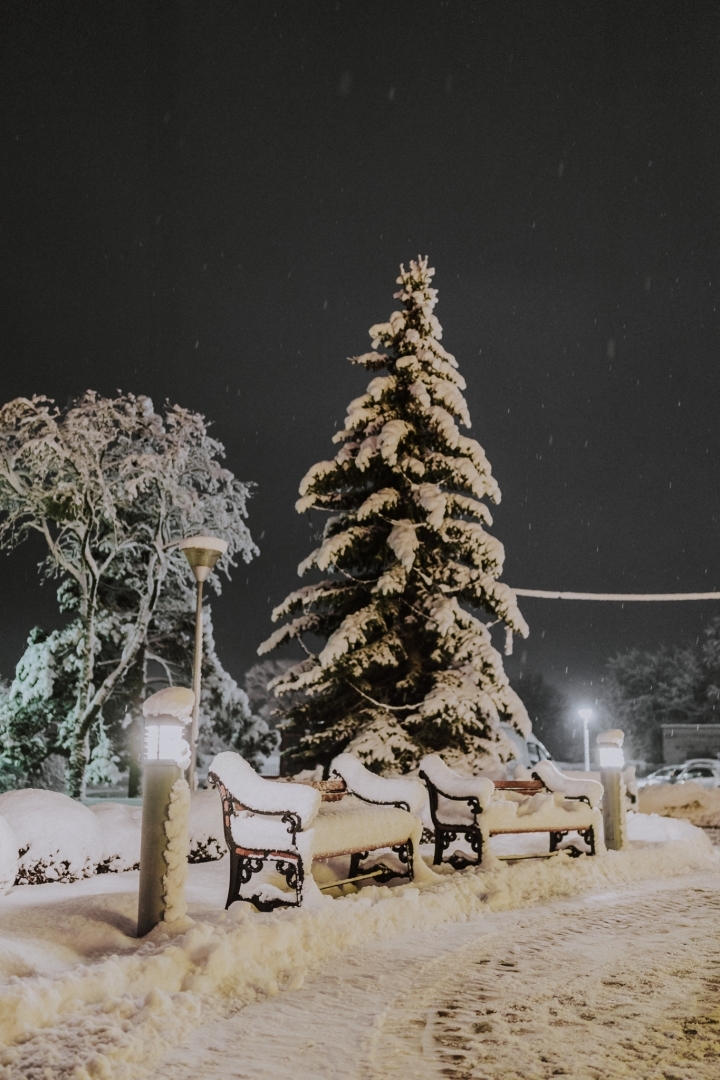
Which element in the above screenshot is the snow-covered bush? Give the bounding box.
[91,801,142,872]
[0,814,17,893]
[261,258,529,775]
[0,789,104,884]
[90,789,227,873]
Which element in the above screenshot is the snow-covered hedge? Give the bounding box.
[92,788,227,876]
[0,789,103,884]
[91,802,142,872]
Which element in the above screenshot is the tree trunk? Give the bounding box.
[68,560,166,795]
[68,729,90,800]
[127,715,143,798]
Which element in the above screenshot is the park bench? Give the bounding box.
[208,751,434,910]
[419,755,604,868]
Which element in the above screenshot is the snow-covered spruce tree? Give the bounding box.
[260,258,529,775]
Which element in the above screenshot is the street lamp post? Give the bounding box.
[137,686,193,937]
[597,728,627,851]
[178,535,228,791]
[578,708,593,773]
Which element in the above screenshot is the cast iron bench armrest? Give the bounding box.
[419,769,484,824]
[526,772,593,807]
[328,766,411,811]
[208,771,303,841]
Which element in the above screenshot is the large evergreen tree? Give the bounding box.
[260,258,529,774]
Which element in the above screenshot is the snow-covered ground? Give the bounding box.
[0,813,716,1079]
[154,869,720,1080]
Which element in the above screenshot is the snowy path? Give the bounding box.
[155,869,720,1080]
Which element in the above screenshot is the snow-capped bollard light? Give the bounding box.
[597,728,626,851]
[178,535,228,791]
[137,686,193,938]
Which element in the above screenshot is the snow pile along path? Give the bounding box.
[0,815,716,1079]
[639,780,720,827]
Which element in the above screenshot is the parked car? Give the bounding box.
[675,759,720,788]
[639,759,720,790]
[499,722,553,770]
[638,764,685,790]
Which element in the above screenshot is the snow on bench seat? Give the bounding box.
[481,790,601,835]
[231,796,415,861]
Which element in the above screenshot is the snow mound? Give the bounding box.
[188,788,227,862]
[0,816,17,894]
[626,810,706,843]
[638,781,720,827]
[0,789,104,884]
[91,802,142,872]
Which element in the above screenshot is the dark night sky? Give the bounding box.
[1,1,719,715]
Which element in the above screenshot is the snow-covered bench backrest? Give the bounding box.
[533,760,603,808]
[208,751,321,828]
[330,753,426,814]
[419,754,495,808]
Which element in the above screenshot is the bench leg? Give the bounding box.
[582,826,596,856]
[550,829,596,857]
[348,851,368,880]
[549,830,566,853]
[347,847,413,886]
[226,850,303,910]
[226,848,240,909]
[468,826,483,864]
[435,827,463,865]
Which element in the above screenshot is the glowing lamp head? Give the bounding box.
[142,687,194,766]
[596,728,625,769]
[578,708,593,723]
[178,535,228,583]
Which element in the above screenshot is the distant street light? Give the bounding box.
[578,708,593,773]
[178,535,228,790]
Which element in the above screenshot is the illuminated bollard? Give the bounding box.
[597,728,627,851]
[137,687,193,937]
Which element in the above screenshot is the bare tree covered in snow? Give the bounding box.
[260,258,529,775]
[0,392,257,796]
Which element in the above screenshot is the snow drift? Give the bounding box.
[638,780,720,827]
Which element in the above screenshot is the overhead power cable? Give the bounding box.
[513,589,720,602]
